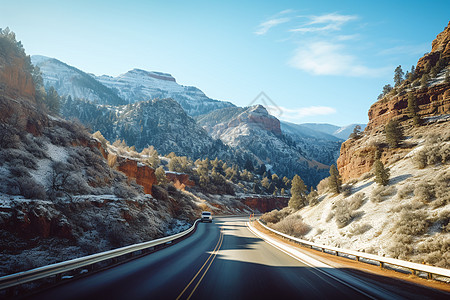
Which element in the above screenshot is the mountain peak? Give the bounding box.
[125,68,176,82]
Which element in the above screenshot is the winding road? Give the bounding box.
[30,216,449,299]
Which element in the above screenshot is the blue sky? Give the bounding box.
[2,0,449,125]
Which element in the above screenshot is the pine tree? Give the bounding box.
[349,125,362,139]
[328,164,341,194]
[45,86,61,115]
[394,65,404,87]
[385,119,404,148]
[374,160,390,186]
[407,92,421,126]
[289,174,307,210]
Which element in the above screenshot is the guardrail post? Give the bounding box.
[356,256,360,262]
[428,273,432,280]
[380,262,384,269]
[410,269,416,276]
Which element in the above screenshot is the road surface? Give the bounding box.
[29,217,449,299]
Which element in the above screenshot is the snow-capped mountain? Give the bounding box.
[279,121,342,166]
[298,123,366,140]
[31,55,126,106]
[197,105,330,187]
[32,55,234,116]
[96,69,235,116]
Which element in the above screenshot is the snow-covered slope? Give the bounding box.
[31,55,126,105]
[280,121,342,166]
[97,69,235,116]
[32,55,234,116]
[197,105,330,187]
[332,123,367,140]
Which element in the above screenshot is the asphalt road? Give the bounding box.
[29,217,448,300]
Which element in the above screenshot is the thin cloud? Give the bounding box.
[290,13,357,33]
[289,41,388,77]
[378,43,429,56]
[255,17,290,35]
[267,105,336,121]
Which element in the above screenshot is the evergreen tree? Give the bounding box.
[374,160,390,186]
[45,86,61,115]
[244,159,254,172]
[280,188,285,196]
[384,119,404,148]
[407,92,421,126]
[394,65,404,87]
[261,177,270,190]
[328,164,341,194]
[288,174,307,210]
[421,73,430,89]
[377,84,393,100]
[349,125,362,139]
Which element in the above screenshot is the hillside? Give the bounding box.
[261,21,450,268]
[61,96,230,159]
[0,30,201,276]
[197,105,330,187]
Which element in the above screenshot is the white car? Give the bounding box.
[201,211,212,223]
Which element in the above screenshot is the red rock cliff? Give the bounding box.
[241,196,289,213]
[117,158,156,195]
[166,172,195,190]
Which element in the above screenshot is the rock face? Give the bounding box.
[117,157,156,194]
[166,172,195,190]
[367,83,450,130]
[338,22,450,181]
[240,196,289,213]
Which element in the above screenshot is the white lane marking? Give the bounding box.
[247,222,399,300]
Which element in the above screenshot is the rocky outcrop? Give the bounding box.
[166,172,195,190]
[367,83,450,130]
[3,202,73,239]
[117,158,156,194]
[0,53,35,102]
[240,196,289,213]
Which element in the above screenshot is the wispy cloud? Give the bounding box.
[255,17,290,35]
[289,41,388,76]
[378,43,429,57]
[267,105,336,121]
[290,13,357,33]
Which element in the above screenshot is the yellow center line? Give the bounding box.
[186,229,224,300]
[176,228,224,300]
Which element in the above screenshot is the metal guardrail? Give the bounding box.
[0,219,200,291]
[257,220,450,281]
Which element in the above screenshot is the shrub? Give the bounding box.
[414,182,434,203]
[317,177,329,194]
[341,184,351,197]
[398,184,414,200]
[394,210,429,236]
[349,223,372,236]
[13,176,46,199]
[272,214,311,237]
[370,185,396,203]
[260,207,291,224]
[349,193,365,210]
